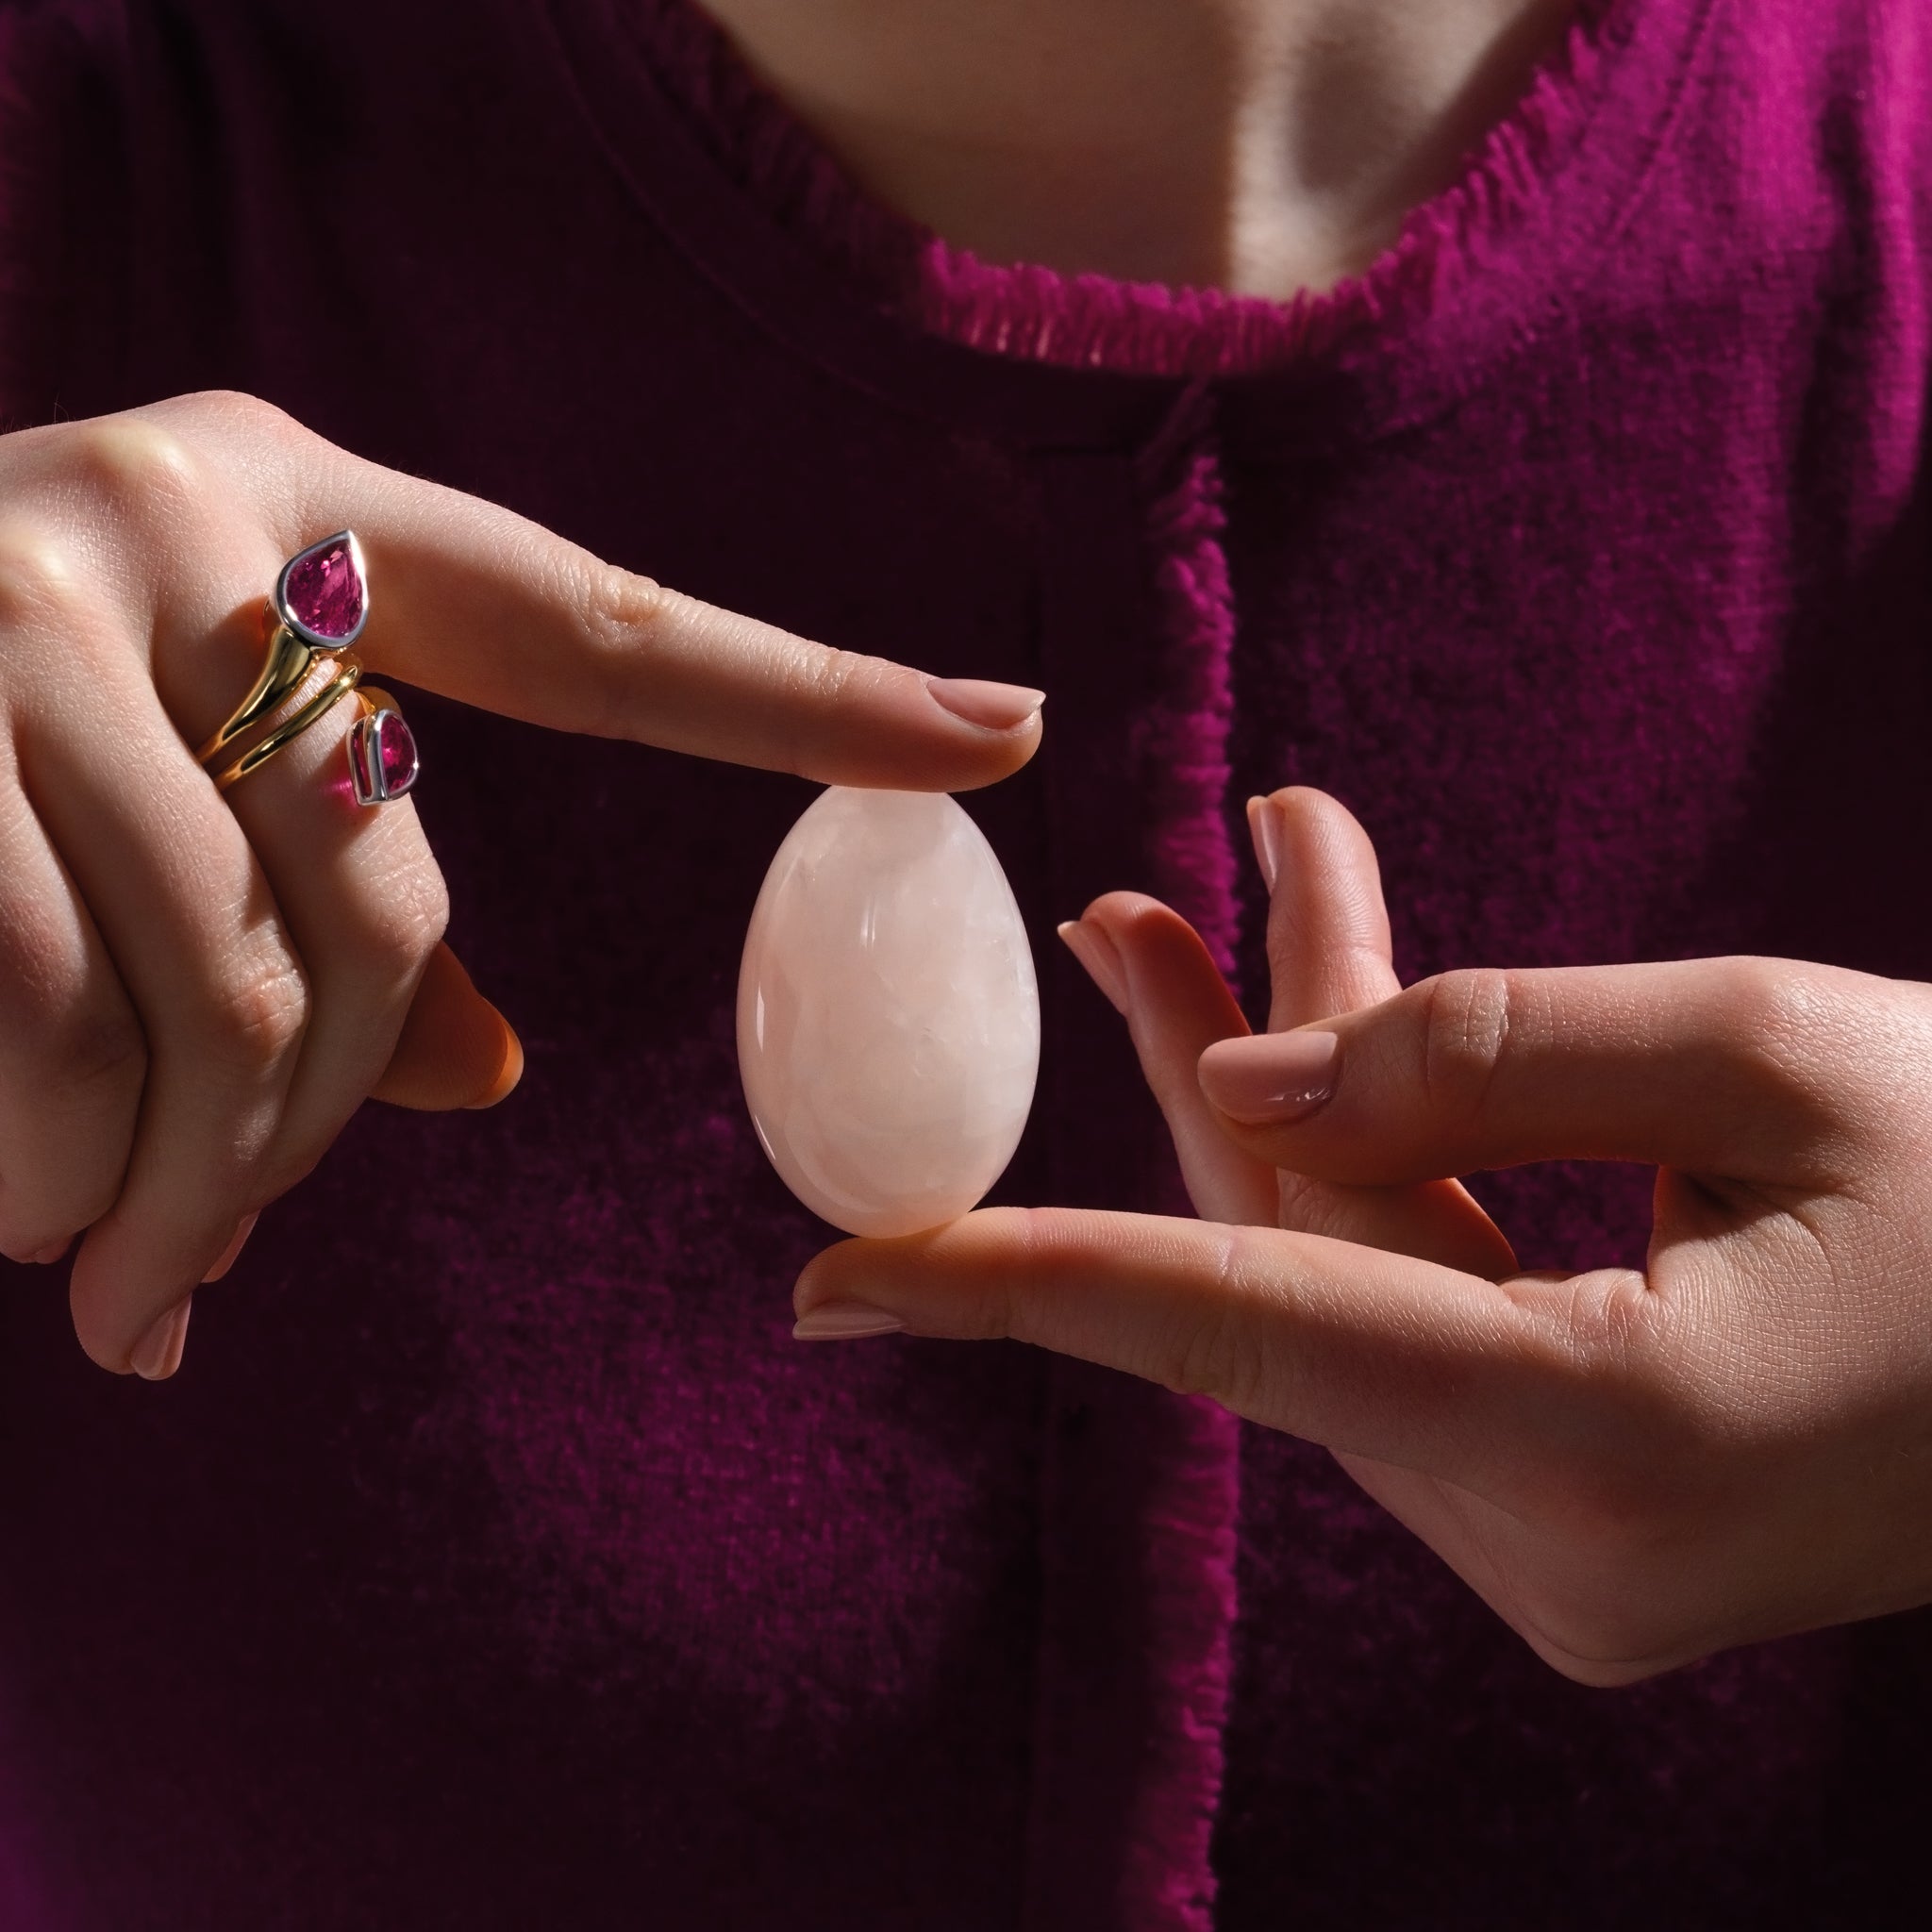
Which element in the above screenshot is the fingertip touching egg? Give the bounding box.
[737,788,1040,1238]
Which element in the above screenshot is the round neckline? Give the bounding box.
[537,0,1721,455]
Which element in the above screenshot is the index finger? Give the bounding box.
[185,393,1046,791]
[794,1206,1656,1495]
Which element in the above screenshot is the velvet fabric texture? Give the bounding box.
[2,0,1930,1924]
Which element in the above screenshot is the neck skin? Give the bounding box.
[696,0,1575,298]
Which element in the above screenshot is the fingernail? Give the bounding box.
[1058,919,1129,1016]
[925,676,1045,732]
[29,1238,72,1265]
[793,1301,906,1341]
[462,1013,525,1109]
[201,1210,259,1284]
[1198,1031,1340,1123]
[130,1295,192,1380]
[1246,794,1283,894]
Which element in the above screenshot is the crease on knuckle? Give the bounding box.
[766,643,878,777]
[0,525,92,633]
[581,561,667,658]
[342,861,452,979]
[1710,959,1842,1135]
[1331,936,1394,1000]
[1525,1272,1698,1535]
[1163,1231,1259,1410]
[205,955,309,1073]
[791,642,869,709]
[974,1206,1058,1346]
[1419,966,1514,1128]
[578,562,671,721]
[1556,1266,1669,1384]
[66,419,203,523]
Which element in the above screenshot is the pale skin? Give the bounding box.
[1,0,1553,1383]
[700,0,1576,295]
[794,791,1932,1684]
[752,0,1932,1681]
[0,393,1042,1375]
[7,0,1926,1681]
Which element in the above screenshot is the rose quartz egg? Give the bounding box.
[738,788,1040,1237]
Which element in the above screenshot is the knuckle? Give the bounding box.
[581,560,667,654]
[0,525,95,633]
[1713,957,1800,1048]
[172,388,299,443]
[1557,1266,1672,1380]
[64,419,203,521]
[342,861,451,978]
[1417,966,1516,1123]
[992,1206,1073,1343]
[1517,1276,1707,1543]
[791,642,869,708]
[577,562,671,720]
[1710,958,1832,1094]
[1495,1292,1719,1676]
[1159,1234,1267,1412]
[204,954,309,1072]
[771,646,881,777]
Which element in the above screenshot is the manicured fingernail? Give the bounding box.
[1058,919,1129,1015]
[925,676,1046,732]
[793,1301,906,1341]
[1246,794,1283,894]
[130,1296,192,1380]
[201,1210,259,1284]
[462,1013,525,1109]
[1198,1031,1340,1122]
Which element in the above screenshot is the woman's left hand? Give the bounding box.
[793,788,1932,1684]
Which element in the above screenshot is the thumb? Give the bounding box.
[1197,957,1854,1187]
[370,941,524,1111]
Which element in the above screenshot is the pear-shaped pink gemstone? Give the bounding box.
[347,709,419,806]
[375,711,418,796]
[284,537,365,640]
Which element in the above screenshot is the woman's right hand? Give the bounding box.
[0,391,1043,1379]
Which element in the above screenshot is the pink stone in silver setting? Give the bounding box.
[275,530,368,647]
[346,708,418,807]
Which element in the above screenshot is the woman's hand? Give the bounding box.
[0,393,1041,1377]
[794,789,1932,1683]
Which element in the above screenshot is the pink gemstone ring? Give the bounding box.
[275,529,369,651]
[197,530,415,805]
[346,703,419,806]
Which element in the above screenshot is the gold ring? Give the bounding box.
[197,530,371,792]
[206,655,365,792]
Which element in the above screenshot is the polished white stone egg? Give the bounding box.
[737,788,1040,1238]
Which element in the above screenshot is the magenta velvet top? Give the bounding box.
[3,0,1930,1924]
